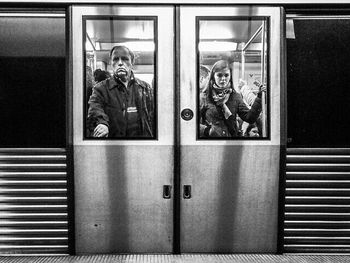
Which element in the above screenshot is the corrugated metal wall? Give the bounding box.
[0,148,68,255]
[284,148,350,253]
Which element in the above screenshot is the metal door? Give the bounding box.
[71,6,174,253]
[179,6,284,252]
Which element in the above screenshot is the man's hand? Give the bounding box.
[93,124,109,137]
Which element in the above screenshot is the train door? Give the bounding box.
[72,5,283,254]
[72,6,175,253]
[284,13,350,253]
[179,6,283,253]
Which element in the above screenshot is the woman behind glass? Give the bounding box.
[200,60,263,138]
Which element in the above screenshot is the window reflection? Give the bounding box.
[198,18,268,139]
[84,18,156,139]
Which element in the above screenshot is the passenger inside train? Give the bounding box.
[87,45,154,138]
[199,59,263,137]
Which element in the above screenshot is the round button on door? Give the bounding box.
[181,108,194,121]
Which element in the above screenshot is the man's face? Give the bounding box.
[111,47,133,82]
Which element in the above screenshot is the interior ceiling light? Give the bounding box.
[199,41,237,52]
[101,41,155,52]
[122,41,155,52]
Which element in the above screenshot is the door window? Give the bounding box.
[287,17,350,147]
[0,15,66,147]
[84,17,157,139]
[197,18,269,139]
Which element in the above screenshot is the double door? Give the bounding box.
[72,5,283,254]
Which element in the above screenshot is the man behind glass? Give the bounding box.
[87,45,154,138]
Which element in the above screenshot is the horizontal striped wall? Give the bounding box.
[284,148,350,253]
[0,148,68,256]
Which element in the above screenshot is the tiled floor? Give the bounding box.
[1,254,350,263]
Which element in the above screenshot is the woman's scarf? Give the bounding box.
[212,83,233,104]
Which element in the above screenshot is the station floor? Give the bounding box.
[1,254,350,263]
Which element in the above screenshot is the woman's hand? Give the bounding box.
[213,92,230,106]
[253,80,267,94]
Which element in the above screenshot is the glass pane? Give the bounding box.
[198,18,269,139]
[0,16,66,147]
[287,18,350,147]
[84,18,156,139]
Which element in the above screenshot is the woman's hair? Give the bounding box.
[205,60,234,104]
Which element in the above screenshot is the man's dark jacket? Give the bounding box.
[87,75,154,137]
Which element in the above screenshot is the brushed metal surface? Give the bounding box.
[180,145,280,252]
[74,145,174,253]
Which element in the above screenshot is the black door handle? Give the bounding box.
[183,185,192,199]
[163,185,172,199]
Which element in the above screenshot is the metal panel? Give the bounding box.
[0,148,68,256]
[74,145,173,253]
[179,6,282,252]
[180,145,280,252]
[284,148,350,253]
[72,6,174,253]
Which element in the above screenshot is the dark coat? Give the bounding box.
[87,75,154,138]
[201,91,262,137]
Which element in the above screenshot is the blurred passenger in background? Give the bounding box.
[244,123,260,137]
[237,78,257,107]
[93,69,110,84]
[87,45,154,138]
[237,79,266,136]
[86,66,94,112]
[237,78,266,107]
[199,65,210,92]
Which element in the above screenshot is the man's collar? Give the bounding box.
[108,71,136,90]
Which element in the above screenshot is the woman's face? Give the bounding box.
[213,68,231,89]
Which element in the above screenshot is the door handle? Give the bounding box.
[163,185,172,199]
[183,185,192,199]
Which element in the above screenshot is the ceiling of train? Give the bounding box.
[86,19,264,65]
